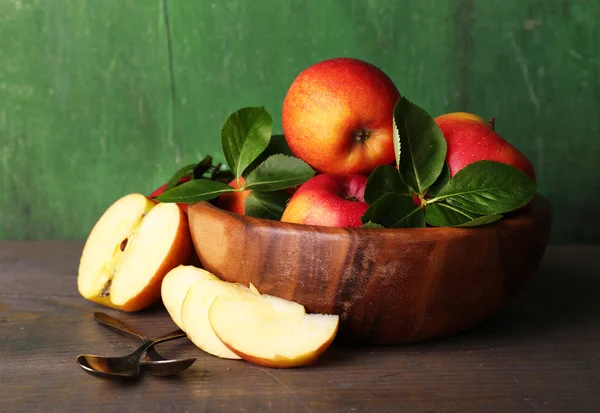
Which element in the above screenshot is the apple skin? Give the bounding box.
[434,113,536,181]
[218,178,297,216]
[281,173,369,228]
[282,58,401,175]
[217,178,250,215]
[148,176,191,213]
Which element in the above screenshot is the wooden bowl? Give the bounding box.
[188,195,551,345]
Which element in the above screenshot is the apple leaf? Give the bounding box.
[244,154,314,191]
[394,97,447,194]
[425,163,450,198]
[458,214,503,227]
[425,202,501,227]
[221,107,272,179]
[165,163,196,191]
[243,134,295,177]
[244,190,289,220]
[360,221,385,229]
[156,179,234,203]
[364,164,413,205]
[430,160,537,215]
[361,193,425,228]
[192,155,213,180]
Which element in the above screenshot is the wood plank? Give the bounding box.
[0,242,598,412]
[1,0,599,241]
[0,0,175,240]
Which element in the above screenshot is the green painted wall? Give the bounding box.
[1,0,598,243]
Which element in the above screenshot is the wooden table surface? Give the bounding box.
[1,242,598,413]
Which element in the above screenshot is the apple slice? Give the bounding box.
[181,278,253,359]
[78,193,191,312]
[181,278,305,359]
[209,294,339,368]
[161,265,217,330]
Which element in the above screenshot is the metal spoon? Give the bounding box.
[93,312,196,377]
[77,319,193,379]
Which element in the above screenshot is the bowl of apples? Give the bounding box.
[77,58,550,368]
[184,58,551,345]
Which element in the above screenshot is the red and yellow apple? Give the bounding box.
[78,193,192,312]
[281,173,369,228]
[435,113,536,181]
[217,178,250,215]
[282,57,400,175]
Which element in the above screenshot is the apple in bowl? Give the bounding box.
[282,58,400,175]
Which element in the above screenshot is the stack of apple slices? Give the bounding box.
[162,266,339,368]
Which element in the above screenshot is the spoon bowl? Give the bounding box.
[93,312,196,377]
[77,328,189,379]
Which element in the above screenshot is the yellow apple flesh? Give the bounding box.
[209,294,339,368]
[161,265,217,330]
[180,276,306,360]
[78,193,191,312]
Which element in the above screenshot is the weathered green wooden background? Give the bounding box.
[1,0,598,243]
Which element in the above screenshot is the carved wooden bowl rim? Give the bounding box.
[191,193,550,239]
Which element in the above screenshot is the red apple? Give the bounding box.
[282,58,401,175]
[281,173,369,228]
[217,178,250,215]
[435,113,536,181]
[149,176,191,213]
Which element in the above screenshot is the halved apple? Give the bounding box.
[180,277,305,360]
[78,193,191,312]
[161,265,217,330]
[208,293,339,368]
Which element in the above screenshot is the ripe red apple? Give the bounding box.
[217,178,250,215]
[435,113,536,181]
[149,176,191,213]
[282,58,401,175]
[281,173,369,228]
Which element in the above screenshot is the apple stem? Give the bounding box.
[488,118,496,131]
[354,129,370,143]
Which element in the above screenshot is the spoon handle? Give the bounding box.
[94,312,149,340]
[149,329,187,344]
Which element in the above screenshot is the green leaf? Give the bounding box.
[165,163,196,191]
[431,161,537,215]
[156,179,234,203]
[221,107,272,178]
[361,193,425,228]
[394,97,447,193]
[458,214,502,227]
[244,190,289,220]
[245,154,314,191]
[192,155,213,179]
[364,164,413,205]
[360,221,385,229]
[425,163,450,198]
[244,134,295,177]
[424,202,500,227]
